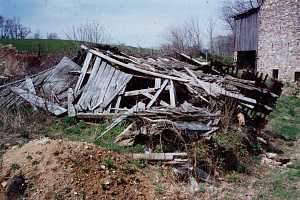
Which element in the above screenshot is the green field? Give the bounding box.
[0,39,159,55]
[0,39,79,54]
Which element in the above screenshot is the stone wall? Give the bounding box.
[257,0,300,82]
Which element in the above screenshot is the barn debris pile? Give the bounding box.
[0,44,282,152]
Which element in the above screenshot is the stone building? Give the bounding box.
[234,0,300,82]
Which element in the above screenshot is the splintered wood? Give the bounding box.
[70,45,281,146]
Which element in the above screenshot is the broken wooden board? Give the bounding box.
[130,153,187,161]
[11,87,67,116]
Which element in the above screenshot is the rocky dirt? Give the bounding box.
[0,138,195,200]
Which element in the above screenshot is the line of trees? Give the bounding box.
[0,15,31,39]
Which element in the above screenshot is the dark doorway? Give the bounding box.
[295,72,300,82]
[237,51,257,72]
[273,69,279,79]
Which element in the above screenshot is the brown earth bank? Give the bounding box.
[0,138,196,200]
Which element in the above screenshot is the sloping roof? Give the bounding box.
[233,7,260,20]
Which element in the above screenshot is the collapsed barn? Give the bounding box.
[0,44,283,163]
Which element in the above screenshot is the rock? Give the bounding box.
[1,181,7,188]
[266,153,277,159]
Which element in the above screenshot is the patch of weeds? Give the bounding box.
[79,185,86,200]
[237,162,248,173]
[155,183,166,194]
[95,123,144,153]
[11,163,21,171]
[199,183,206,193]
[251,142,262,153]
[268,94,300,140]
[20,128,29,138]
[103,159,116,169]
[123,162,138,175]
[63,116,77,127]
[288,159,300,170]
[227,175,238,183]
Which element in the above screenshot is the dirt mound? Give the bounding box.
[0,138,191,200]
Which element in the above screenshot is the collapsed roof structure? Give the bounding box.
[0,44,282,150]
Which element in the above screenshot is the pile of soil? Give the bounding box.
[0,138,191,200]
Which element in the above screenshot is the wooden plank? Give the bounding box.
[82,45,189,82]
[96,102,145,140]
[169,80,176,107]
[124,88,157,97]
[154,78,161,89]
[11,87,67,116]
[74,52,92,94]
[92,72,132,110]
[114,86,126,113]
[142,92,171,107]
[92,64,115,110]
[130,153,187,161]
[78,57,102,109]
[68,88,76,117]
[146,79,169,109]
[89,61,108,108]
[25,77,37,110]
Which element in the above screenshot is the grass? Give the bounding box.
[0,39,79,54]
[254,159,300,200]
[268,88,300,140]
[46,117,144,153]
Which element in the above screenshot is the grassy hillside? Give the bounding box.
[0,39,79,53]
[0,39,159,56]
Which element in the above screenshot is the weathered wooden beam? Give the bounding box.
[74,52,93,94]
[130,152,187,161]
[25,77,37,110]
[124,88,157,97]
[142,92,171,107]
[146,79,169,109]
[154,78,161,89]
[68,88,76,117]
[11,87,67,116]
[169,80,176,107]
[81,45,189,82]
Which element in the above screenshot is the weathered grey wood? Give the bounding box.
[78,57,102,109]
[146,79,169,109]
[74,52,92,94]
[114,86,126,113]
[91,65,115,109]
[11,87,67,116]
[130,153,187,161]
[89,61,108,108]
[25,77,37,110]
[92,71,132,111]
[96,102,145,140]
[82,46,189,82]
[68,88,76,117]
[169,80,176,107]
[154,78,161,89]
[124,88,157,97]
[142,92,171,107]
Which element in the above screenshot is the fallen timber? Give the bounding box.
[0,44,282,153]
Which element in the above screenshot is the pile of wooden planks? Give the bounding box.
[67,45,282,146]
[0,44,282,149]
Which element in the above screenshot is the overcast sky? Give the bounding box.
[0,0,228,48]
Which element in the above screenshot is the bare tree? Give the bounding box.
[0,16,31,39]
[66,21,110,44]
[161,18,203,56]
[47,32,58,39]
[221,0,261,31]
[207,19,215,54]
